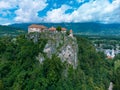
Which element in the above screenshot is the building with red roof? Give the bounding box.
[28,24,47,33]
[48,26,57,32]
[61,28,67,33]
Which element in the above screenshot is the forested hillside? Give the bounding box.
[0,25,26,36]
[0,34,120,90]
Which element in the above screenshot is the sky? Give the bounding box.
[0,0,120,25]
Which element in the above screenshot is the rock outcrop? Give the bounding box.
[28,31,78,68]
[43,32,78,68]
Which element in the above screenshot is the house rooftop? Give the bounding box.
[29,24,47,29]
[61,28,67,31]
[49,26,56,31]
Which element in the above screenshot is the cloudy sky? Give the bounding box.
[0,0,120,25]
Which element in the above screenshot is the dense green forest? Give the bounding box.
[0,34,120,90]
[0,25,26,36]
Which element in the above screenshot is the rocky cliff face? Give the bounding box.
[58,39,78,68]
[27,31,78,68]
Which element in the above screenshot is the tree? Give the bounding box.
[43,55,64,87]
[66,30,70,36]
[56,26,61,32]
[0,80,4,90]
[113,67,120,90]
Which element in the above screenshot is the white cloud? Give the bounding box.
[44,0,120,23]
[74,0,120,23]
[0,0,18,17]
[0,1,12,9]
[0,0,48,24]
[14,0,48,22]
[0,0,120,24]
[0,0,18,9]
[44,5,71,23]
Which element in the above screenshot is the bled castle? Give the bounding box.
[28,24,78,68]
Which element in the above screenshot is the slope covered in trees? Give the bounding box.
[0,25,26,36]
[0,34,119,90]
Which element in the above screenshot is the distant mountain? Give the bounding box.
[0,25,26,36]
[10,23,120,36]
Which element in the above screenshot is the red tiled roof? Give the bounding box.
[49,26,56,31]
[61,28,67,31]
[29,24,47,29]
